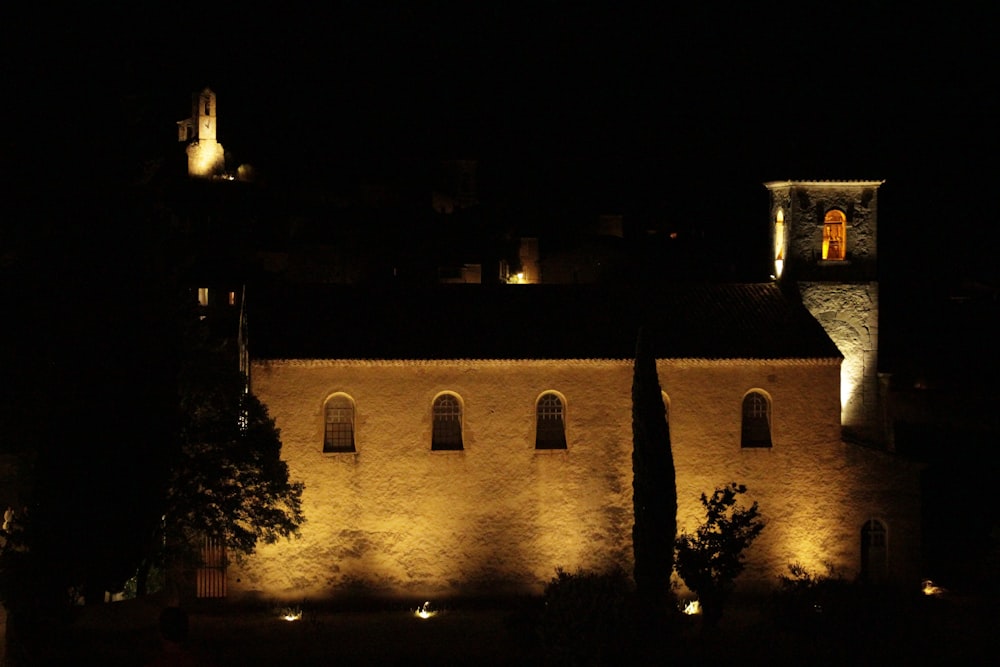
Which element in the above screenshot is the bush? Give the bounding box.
[675,483,764,625]
[774,561,926,644]
[775,562,849,632]
[778,561,847,595]
[539,567,635,665]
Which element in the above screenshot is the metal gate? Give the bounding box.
[196,535,227,598]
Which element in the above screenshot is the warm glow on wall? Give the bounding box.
[840,361,859,422]
[532,504,590,572]
[768,507,853,580]
[230,355,918,601]
[188,141,225,178]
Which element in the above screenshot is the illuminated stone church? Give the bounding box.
[218,179,923,603]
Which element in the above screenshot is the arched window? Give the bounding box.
[774,208,785,259]
[823,209,846,260]
[774,208,786,278]
[861,519,888,583]
[432,393,463,450]
[741,391,772,448]
[535,392,566,449]
[324,394,355,452]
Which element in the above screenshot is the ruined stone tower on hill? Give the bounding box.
[178,87,225,178]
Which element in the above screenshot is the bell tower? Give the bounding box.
[194,88,218,142]
[765,180,886,446]
[178,87,225,178]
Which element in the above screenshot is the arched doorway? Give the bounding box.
[861,519,888,583]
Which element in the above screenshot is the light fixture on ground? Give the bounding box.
[414,601,438,619]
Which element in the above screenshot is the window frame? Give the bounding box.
[323,393,356,453]
[822,209,847,260]
[741,390,772,448]
[534,391,567,450]
[431,392,464,451]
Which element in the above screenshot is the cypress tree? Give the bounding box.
[631,327,678,614]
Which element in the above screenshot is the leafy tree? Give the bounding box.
[164,346,304,572]
[675,483,764,625]
[631,327,677,615]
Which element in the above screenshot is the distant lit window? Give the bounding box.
[822,209,846,260]
[324,394,355,453]
[535,392,566,449]
[432,394,463,450]
[228,291,236,306]
[197,287,209,307]
[741,391,772,448]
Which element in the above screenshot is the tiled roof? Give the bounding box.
[763,180,885,188]
[247,282,842,361]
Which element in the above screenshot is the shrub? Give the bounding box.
[539,567,635,665]
[675,483,764,625]
[775,562,849,630]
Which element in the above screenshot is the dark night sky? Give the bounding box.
[4,3,997,290]
[8,12,994,189]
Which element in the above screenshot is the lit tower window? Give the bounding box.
[774,208,785,278]
[823,209,846,260]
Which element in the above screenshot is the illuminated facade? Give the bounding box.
[227,280,922,603]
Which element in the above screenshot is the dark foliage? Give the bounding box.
[0,182,183,665]
[774,562,851,633]
[631,327,677,613]
[675,482,764,625]
[771,563,944,662]
[167,347,304,559]
[539,567,636,666]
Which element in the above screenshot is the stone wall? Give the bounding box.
[799,281,881,443]
[230,356,920,602]
[767,181,880,283]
